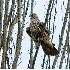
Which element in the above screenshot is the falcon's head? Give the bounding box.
[29,13,39,20]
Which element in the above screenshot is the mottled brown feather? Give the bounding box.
[26,27,59,56]
[26,13,59,56]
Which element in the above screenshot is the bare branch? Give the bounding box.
[52,2,69,69]
[0,0,3,49]
[1,0,9,69]
[12,0,22,68]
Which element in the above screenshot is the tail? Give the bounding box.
[41,41,59,56]
[50,46,59,56]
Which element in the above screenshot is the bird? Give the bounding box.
[26,13,59,56]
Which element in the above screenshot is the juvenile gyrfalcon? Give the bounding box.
[26,13,59,56]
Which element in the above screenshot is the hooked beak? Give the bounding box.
[29,13,33,17]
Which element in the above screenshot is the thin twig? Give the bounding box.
[32,46,39,69]
[12,0,22,68]
[52,2,69,69]
[42,54,46,69]
[29,0,34,69]
[59,30,69,69]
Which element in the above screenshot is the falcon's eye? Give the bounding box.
[32,13,36,16]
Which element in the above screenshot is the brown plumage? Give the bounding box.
[26,13,59,56]
[26,26,59,56]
